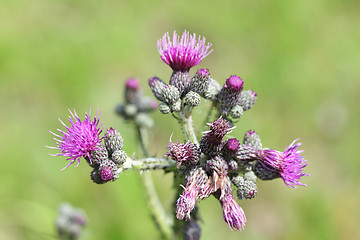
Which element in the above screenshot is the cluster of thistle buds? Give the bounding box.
[55,203,87,240]
[49,29,309,238]
[116,78,158,128]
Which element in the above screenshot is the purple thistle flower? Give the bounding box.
[222,138,240,160]
[157,30,213,72]
[48,109,103,170]
[166,140,200,167]
[256,139,309,188]
[219,195,246,231]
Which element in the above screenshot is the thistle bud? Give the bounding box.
[135,113,154,128]
[89,144,108,167]
[90,168,105,184]
[239,90,257,111]
[204,78,221,100]
[217,75,244,116]
[115,104,125,116]
[169,70,191,97]
[148,76,167,101]
[124,78,140,104]
[124,104,137,117]
[184,91,201,107]
[55,203,87,240]
[104,128,124,154]
[254,161,280,180]
[170,99,182,112]
[237,179,257,200]
[161,85,180,105]
[112,149,127,165]
[159,102,171,114]
[236,145,257,161]
[136,97,158,112]
[243,130,262,149]
[230,105,244,119]
[231,175,244,187]
[191,68,211,96]
[183,221,202,240]
[99,159,119,182]
[244,171,257,183]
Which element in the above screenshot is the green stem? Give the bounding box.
[177,112,199,146]
[135,126,173,240]
[120,157,176,172]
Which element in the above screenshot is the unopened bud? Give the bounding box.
[244,171,257,183]
[184,91,201,107]
[243,130,262,149]
[170,70,191,96]
[183,221,201,240]
[237,145,257,161]
[161,85,180,105]
[159,103,171,114]
[191,68,211,96]
[112,149,127,165]
[254,161,280,180]
[124,104,137,117]
[135,113,154,128]
[204,78,221,100]
[104,128,124,154]
[136,97,158,112]
[171,99,182,112]
[99,159,119,182]
[230,105,244,119]
[148,76,167,101]
[89,145,108,167]
[237,179,257,200]
[239,90,257,111]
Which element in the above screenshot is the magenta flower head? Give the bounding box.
[49,108,103,170]
[125,78,139,90]
[166,140,200,167]
[224,75,244,92]
[157,30,213,72]
[177,167,210,220]
[219,195,246,231]
[256,139,309,188]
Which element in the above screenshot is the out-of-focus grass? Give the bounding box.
[0,0,359,239]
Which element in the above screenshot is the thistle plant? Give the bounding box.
[48,30,309,240]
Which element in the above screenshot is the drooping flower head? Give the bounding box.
[176,167,211,220]
[219,195,246,231]
[157,30,213,72]
[256,139,309,188]
[49,109,103,170]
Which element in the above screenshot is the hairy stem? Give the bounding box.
[135,126,173,240]
[120,157,176,172]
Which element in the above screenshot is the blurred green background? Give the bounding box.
[1,0,359,239]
